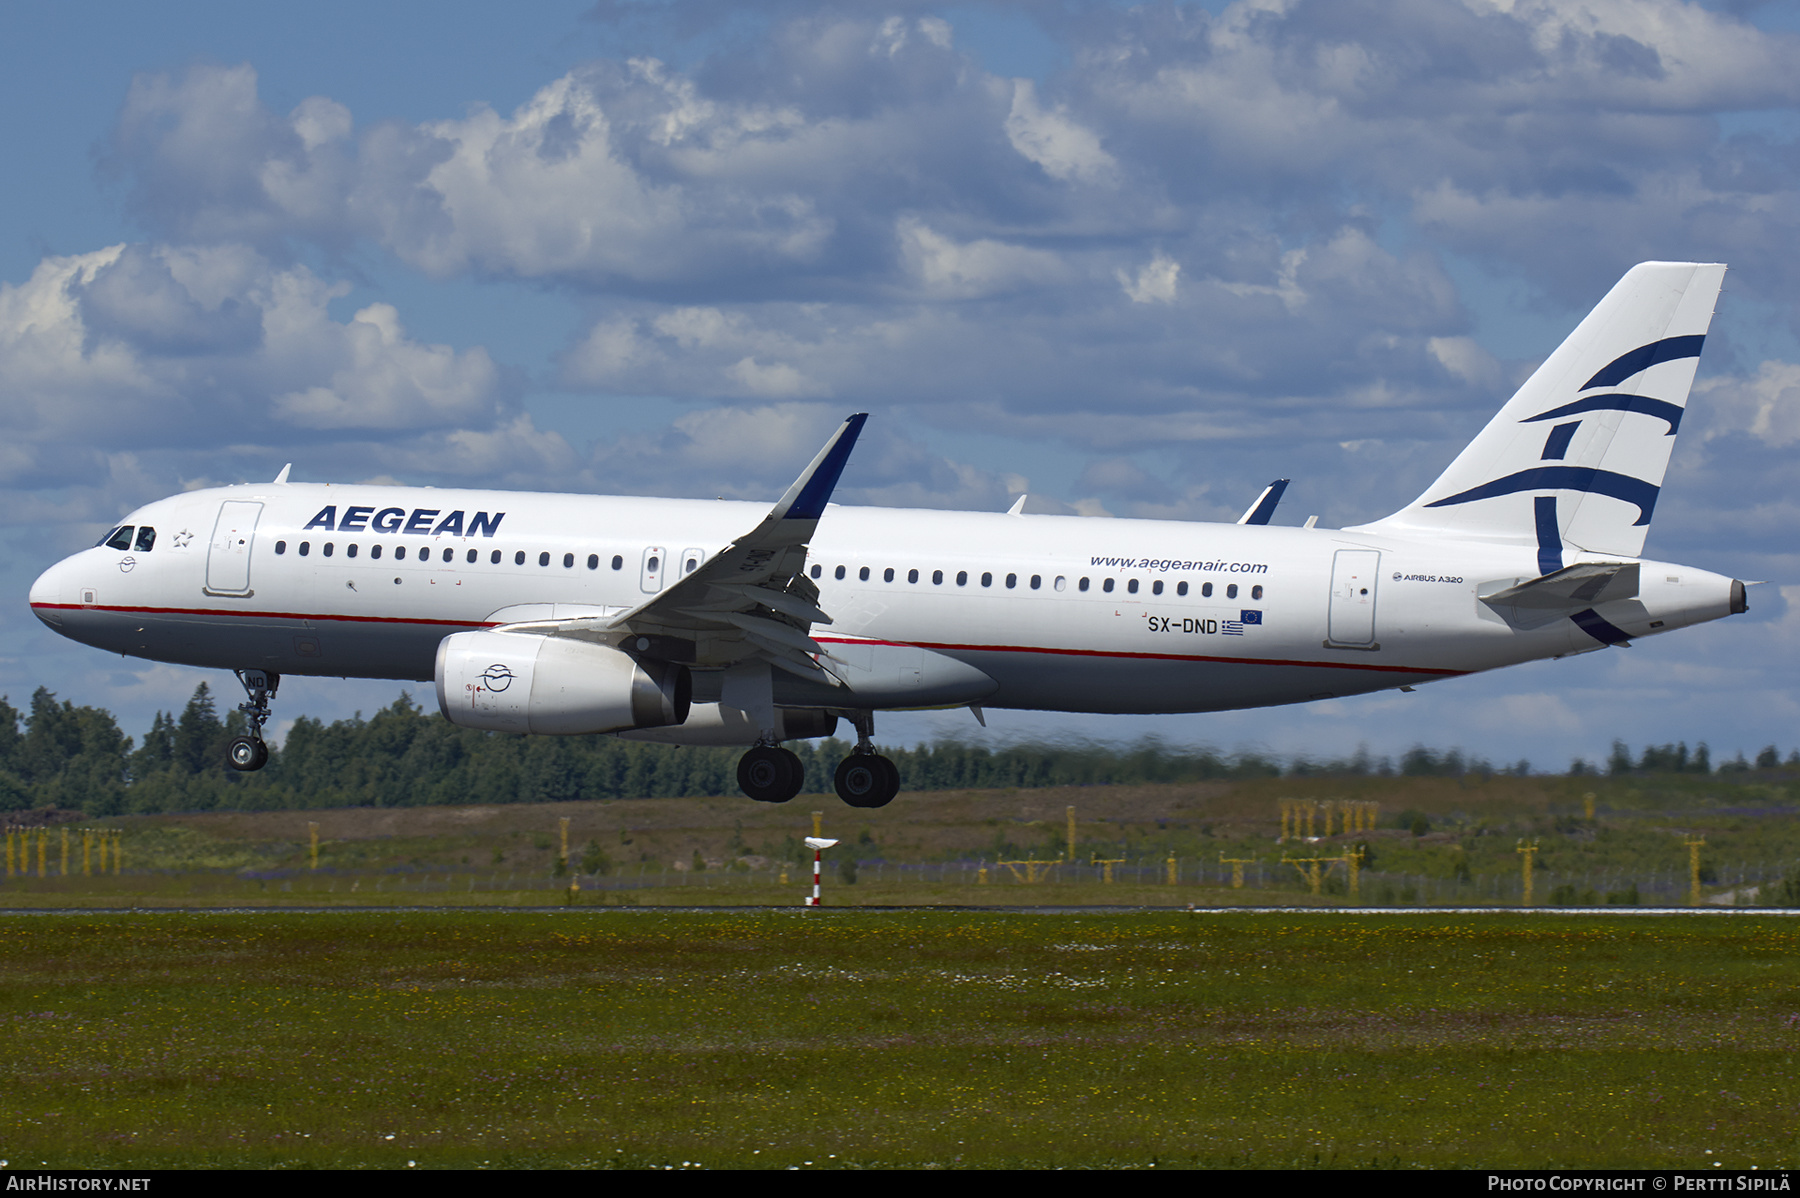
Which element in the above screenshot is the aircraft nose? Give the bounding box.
[29,558,69,627]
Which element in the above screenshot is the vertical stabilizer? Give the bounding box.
[1352,262,1725,564]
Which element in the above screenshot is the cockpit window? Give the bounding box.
[104,526,135,551]
[134,527,156,553]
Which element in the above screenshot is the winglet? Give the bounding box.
[1237,479,1289,525]
[772,413,868,521]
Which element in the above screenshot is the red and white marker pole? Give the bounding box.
[804,837,838,907]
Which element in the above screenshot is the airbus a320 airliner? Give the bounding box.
[30,262,1746,808]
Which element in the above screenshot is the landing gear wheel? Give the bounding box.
[836,752,899,808]
[229,669,279,773]
[738,745,804,803]
[226,735,268,772]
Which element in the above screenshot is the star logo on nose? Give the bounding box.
[172,530,194,548]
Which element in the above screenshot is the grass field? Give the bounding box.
[1,908,1796,1169]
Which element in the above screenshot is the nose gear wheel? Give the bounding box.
[226,668,280,772]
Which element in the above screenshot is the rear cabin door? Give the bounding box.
[205,501,263,595]
[1327,549,1380,646]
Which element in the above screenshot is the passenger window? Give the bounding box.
[884,568,895,582]
[1177,581,1188,596]
[1152,580,1162,595]
[371,545,383,560]
[1227,584,1238,599]
[299,542,311,557]
[908,569,919,584]
[442,548,453,563]
[348,544,359,559]
[275,541,287,555]
[1003,573,1014,588]
[563,553,574,568]
[394,546,405,560]
[134,527,156,553]
[1102,578,1113,593]
[515,551,526,566]
[1054,576,1066,591]
[588,554,599,570]
[1031,575,1041,590]
[105,526,134,551]
[1252,585,1263,600]
[539,552,551,567]
[835,565,846,580]
[492,550,502,564]
[467,549,478,564]
[811,565,822,579]
[612,555,623,570]
[983,573,993,587]
[1202,582,1212,597]
[859,566,870,581]
[323,543,334,558]
[1079,577,1089,592]
[1127,579,1138,594]
[932,570,944,585]
[956,571,967,586]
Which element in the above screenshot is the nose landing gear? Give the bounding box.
[226,668,279,772]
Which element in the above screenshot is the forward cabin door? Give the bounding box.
[1327,549,1380,647]
[205,501,263,596]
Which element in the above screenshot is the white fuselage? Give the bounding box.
[29,481,1740,716]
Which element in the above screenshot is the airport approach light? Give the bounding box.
[804,837,839,907]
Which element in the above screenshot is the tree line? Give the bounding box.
[1,684,1794,817]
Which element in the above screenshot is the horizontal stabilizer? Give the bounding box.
[1480,562,1639,612]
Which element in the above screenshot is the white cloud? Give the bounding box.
[1004,78,1116,184]
[272,303,502,430]
[896,217,1065,299]
[1117,252,1180,304]
[1697,361,1800,448]
[0,239,521,507]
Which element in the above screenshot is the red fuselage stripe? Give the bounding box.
[34,603,1467,677]
[814,637,1463,676]
[32,601,491,629]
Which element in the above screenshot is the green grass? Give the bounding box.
[0,910,1797,1168]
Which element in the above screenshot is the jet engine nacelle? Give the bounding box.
[435,630,690,735]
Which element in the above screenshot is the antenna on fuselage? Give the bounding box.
[272,464,292,484]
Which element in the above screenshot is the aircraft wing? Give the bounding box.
[499,413,868,683]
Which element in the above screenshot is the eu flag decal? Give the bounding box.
[1240,610,1263,625]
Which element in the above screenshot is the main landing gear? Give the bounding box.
[738,744,805,803]
[226,668,279,772]
[732,711,901,808]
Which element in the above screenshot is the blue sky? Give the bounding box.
[4,0,1799,770]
